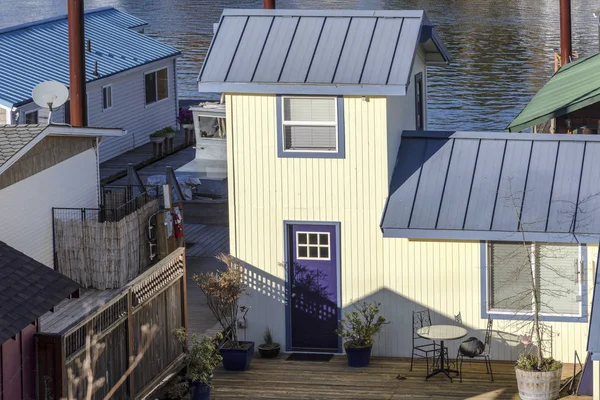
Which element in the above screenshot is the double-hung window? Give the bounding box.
[278,96,344,158]
[487,242,583,319]
[145,68,169,105]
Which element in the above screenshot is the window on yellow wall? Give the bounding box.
[487,242,583,318]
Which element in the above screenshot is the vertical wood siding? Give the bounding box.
[226,64,593,363]
[0,148,99,268]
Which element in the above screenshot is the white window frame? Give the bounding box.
[296,231,331,260]
[144,67,169,106]
[281,96,338,153]
[102,85,113,111]
[486,242,584,318]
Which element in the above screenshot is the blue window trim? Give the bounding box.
[276,95,345,159]
[283,220,343,353]
[480,241,588,323]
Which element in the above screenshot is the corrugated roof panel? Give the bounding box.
[521,141,559,232]
[226,16,273,82]
[333,18,377,84]
[463,139,505,231]
[279,17,325,83]
[386,138,428,229]
[546,141,584,234]
[360,18,403,85]
[409,139,452,229]
[200,16,248,83]
[305,17,351,84]
[387,17,421,86]
[491,140,532,232]
[436,138,479,230]
[253,16,299,83]
[575,142,600,234]
[0,8,179,107]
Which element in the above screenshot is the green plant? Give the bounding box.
[192,253,248,348]
[150,126,176,137]
[260,327,280,349]
[515,353,562,372]
[336,302,387,348]
[173,328,223,386]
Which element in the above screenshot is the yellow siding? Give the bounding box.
[225,90,594,363]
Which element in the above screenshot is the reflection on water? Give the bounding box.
[0,0,598,130]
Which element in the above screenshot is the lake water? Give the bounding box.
[0,0,598,130]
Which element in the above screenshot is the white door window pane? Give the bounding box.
[296,232,331,260]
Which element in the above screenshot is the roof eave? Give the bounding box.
[381,227,600,244]
[197,82,408,96]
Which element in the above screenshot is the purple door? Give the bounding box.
[288,224,339,351]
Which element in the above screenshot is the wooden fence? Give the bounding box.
[36,247,188,400]
[53,199,160,289]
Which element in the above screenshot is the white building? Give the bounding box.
[0,7,181,162]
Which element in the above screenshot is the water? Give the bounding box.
[0,0,598,131]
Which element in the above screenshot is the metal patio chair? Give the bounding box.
[410,309,441,372]
[457,317,494,382]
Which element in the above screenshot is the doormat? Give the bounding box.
[286,353,333,362]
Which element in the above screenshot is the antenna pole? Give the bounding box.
[68,0,87,126]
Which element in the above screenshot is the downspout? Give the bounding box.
[68,0,87,127]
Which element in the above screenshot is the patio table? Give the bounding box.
[417,324,467,382]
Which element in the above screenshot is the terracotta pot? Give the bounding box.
[515,366,562,400]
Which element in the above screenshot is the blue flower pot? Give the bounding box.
[345,345,372,367]
[189,380,211,400]
[220,341,254,371]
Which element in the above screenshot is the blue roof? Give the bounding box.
[381,131,600,244]
[198,9,450,96]
[0,7,180,107]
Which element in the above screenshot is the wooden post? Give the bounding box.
[127,289,135,398]
[560,0,572,66]
[181,249,189,340]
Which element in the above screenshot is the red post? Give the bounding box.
[68,0,87,126]
[263,0,275,9]
[559,0,572,66]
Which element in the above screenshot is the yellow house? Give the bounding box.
[198,8,599,390]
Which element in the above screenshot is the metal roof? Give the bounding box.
[381,131,600,243]
[0,7,180,108]
[0,241,79,343]
[198,9,450,96]
[588,257,600,360]
[507,53,600,132]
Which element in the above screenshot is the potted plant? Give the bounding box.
[150,126,176,140]
[257,327,280,358]
[178,107,194,129]
[193,253,254,371]
[336,302,387,368]
[172,329,223,400]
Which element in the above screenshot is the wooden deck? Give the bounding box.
[185,223,229,257]
[211,356,589,400]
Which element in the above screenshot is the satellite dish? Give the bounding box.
[32,81,69,112]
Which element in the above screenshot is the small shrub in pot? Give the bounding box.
[258,327,280,358]
[336,302,387,367]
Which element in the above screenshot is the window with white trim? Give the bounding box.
[25,110,38,124]
[488,242,583,317]
[145,68,168,105]
[102,85,112,110]
[296,232,330,260]
[282,97,338,152]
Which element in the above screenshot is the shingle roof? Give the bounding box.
[198,9,450,96]
[0,7,180,108]
[507,53,600,132]
[0,124,47,168]
[381,131,600,244]
[0,241,79,343]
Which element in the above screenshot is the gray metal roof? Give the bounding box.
[0,125,47,169]
[588,258,600,359]
[198,9,450,96]
[0,241,79,343]
[381,131,600,243]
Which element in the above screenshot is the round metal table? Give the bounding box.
[417,325,467,382]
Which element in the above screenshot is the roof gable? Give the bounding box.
[0,7,180,107]
[0,125,47,170]
[198,9,449,96]
[0,241,79,343]
[381,131,600,243]
[507,53,600,132]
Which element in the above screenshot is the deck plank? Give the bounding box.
[211,356,590,400]
[185,223,229,257]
